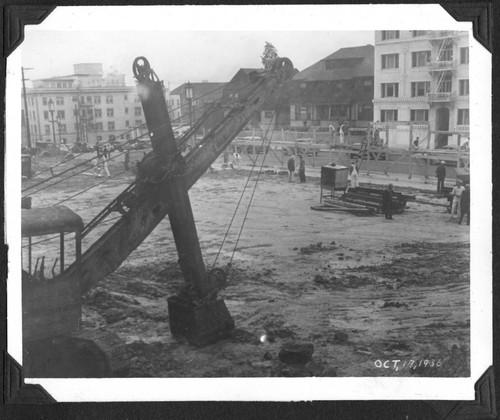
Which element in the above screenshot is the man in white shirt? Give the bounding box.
[451,180,465,217]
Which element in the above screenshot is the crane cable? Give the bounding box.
[211,84,286,270]
[23,148,134,197]
[23,79,256,194]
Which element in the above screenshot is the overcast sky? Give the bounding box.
[21,31,374,89]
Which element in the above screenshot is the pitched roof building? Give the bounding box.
[290,44,374,129]
[171,82,225,128]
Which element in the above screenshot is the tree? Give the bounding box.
[261,42,278,70]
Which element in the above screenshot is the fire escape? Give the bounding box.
[427,31,457,104]
[73,84,95,144]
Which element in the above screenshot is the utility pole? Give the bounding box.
[22,67,33,149]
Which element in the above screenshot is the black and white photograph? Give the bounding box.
[3,4,493,404]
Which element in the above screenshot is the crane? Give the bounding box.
[21,56,295,376]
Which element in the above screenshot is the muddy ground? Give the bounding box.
[24,154,470,377]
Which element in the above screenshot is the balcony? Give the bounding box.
[427,60,457,72]
[428,92,457,103]
[427,30,459,40]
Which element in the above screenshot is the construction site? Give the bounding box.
[19,57,470,379]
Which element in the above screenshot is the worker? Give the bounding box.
[124,150,130,170]
[298,155,306,183]
[458,184,470,225]
[91,156,102,178]
[339,123,346,144]
[101,154,111,178]
[328,124,336,145]
[349,162,359,188]
[450,180,465,217]
[382,183,394,220]
[287,154,296,182]
[436,161,446,195]
[231,152,241,169]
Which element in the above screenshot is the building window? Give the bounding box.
[381,83,399,98]
[45,125,51,134]
[126,133,131,140]
[363,79,373,92]
[94,109,102,118]
[380,110,398,122]
[94,96,101,104]
[412,30,427,37]
[42,97,48,106]
[411,81,430,97]
[108,121,115,130]
[381,54,399,70]
[459,79,469,96]
[134,107,142,116]
[457,109,469,125]
[460,47,469,64]
[294,106,312,121]
[59,124,67,133]
[328,105,347,119]
[125,120,129,127]
[74,124,79,131]
[106,95,113,104]
[439,43,453,61]
[107,108,114,117]
[135,120,143,126]
[381,31,400,40]
[124,95,128,100]
[411,51,431,67]
[134,96,140,103]
[410,109,429,122]
[109,135,116,141]
[56,96,64,105]
[264,111,274,118]
[95,122,103,130]
[57,110,65,119]
[125,107,129,114]
[85,96,91,103]
[437,75,452,92]
[44,111,49,120]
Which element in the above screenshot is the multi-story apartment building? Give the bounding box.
[289,45,374,130]
[21,63,175,148]
[373,30,469,148]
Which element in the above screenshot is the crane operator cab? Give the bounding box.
[21,206,128,377]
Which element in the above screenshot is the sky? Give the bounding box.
[21,30,374,89]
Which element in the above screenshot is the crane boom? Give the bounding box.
[69,57,294,303]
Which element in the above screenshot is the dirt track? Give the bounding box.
[25,156,470,377]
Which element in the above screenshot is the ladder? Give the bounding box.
[353,130,371,171]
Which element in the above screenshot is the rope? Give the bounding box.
[23,148,131,197]
[23,131,149,194]
[54,168,132,206]
[211,84,285,269]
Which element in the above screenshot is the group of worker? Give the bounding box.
[287,154,306,183]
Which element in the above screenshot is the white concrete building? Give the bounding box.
[373,30,469,149]
[22,63,175,148]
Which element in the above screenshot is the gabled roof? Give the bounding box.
[293,44,374,82]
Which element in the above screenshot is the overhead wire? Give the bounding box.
[23,147,133,197]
